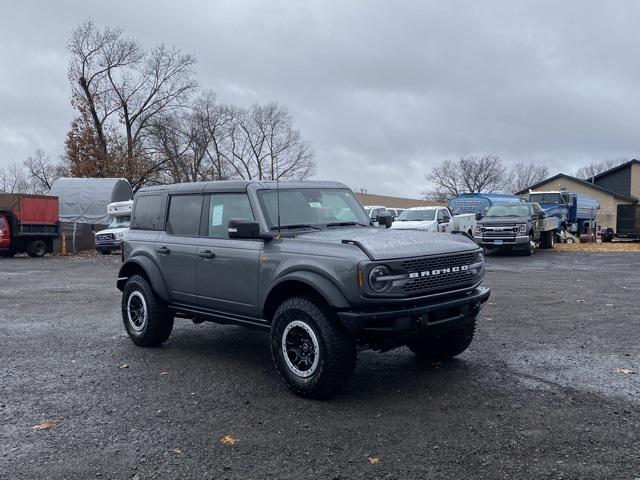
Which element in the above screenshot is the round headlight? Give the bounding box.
[369,265,392,292]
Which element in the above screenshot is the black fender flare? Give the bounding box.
[117,255,169,302]
[264,270,351,311]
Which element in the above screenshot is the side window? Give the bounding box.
[131,195,162,230]
[207,193,254,238]
[437,209,444,221]
[442,209,451,222]
[166,195,203,236]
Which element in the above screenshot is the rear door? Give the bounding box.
[196,193,262,317]
[156,194,204,304]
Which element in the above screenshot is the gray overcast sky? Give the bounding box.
[1,1,639,198]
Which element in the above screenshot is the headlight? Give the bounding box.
[474,224,482,235]
[369,265,392,292]
[115,232,124,239]
[518,224,527,234]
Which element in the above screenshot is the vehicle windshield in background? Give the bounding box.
[258,188,369,229]
[108,215,131,229]
[485,205,531,217]
[397,209,436,221]
[529,193,562,204]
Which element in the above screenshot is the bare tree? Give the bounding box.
[228,102,315,181]
[24,150,67,193]
[509,162,549,193]
[575,158,628,180]
[425,155,508,200]
[0,162,30,193]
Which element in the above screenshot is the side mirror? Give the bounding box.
[475,212,483,221]
[228,218,273,240]
[539,212,546,219]
[377,211,393,229]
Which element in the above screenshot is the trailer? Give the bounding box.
[0,194,59,257]
[602,204,640,242]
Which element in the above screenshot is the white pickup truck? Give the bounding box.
[389,206,476,235]
[94,200,133,255]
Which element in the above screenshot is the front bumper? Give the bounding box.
[95,240,122,249]
[474,235,529,248]
[337,286,490,334]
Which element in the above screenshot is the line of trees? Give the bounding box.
[424,155,550,200]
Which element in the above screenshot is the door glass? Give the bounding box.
[166,195,203,236]
[208,194,255,238]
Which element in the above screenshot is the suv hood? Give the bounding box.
[390,220,436,230]
[298,227,478,260]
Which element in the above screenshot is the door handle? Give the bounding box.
[157,246,171,255]
[198,250,216,259]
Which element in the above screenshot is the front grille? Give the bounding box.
[399,251,479,294]
[97,233,114,241]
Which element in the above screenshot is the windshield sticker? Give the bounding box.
[309,202,322,208]
[211,204,224,226]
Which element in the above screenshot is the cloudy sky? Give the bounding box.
[1,1,639,198]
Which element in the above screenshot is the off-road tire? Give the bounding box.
[121,274,174,347]
[271,296,356,399]
[26,240,46,258]
[540,230,554,249]
[408,319,476,361]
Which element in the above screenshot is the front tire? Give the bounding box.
[121,275,174,347]
[541,230,554,249]
[408,319,477,361]
[26,240,46,258]
[271,296,356,399]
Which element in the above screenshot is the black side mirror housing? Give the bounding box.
[475,212,483,221]
[228,218,273,240]
[377,211,393,229]
[539,212,546,219]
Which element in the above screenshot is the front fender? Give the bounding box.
[267,270,351,310]
[117,255,169,302]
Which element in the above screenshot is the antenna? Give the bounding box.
[275,157,281,235]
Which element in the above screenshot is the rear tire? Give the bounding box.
[271,296,356,399]
[26,240,46,258]
[541,230,555,249]
[121,274,174,347]
[408,319,476,361]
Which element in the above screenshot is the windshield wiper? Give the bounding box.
[325,221,369,227]
[270,224,322,231]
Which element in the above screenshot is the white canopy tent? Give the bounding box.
[49,178,133,225]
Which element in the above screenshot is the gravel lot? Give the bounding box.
[1,251,639,480]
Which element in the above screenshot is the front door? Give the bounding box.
[156,194,204,304]
[196,193,262,317]
[437,209,451,232]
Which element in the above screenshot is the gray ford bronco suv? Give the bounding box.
[117,181,490,398]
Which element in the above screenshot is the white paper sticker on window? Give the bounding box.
[211,205,224,226]
[309,202,322,208]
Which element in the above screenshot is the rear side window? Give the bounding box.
[131,195,163,230]
[166,195,203,236]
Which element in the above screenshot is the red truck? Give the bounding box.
[0,194,59,258]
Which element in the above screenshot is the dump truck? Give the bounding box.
[526,191,599,242]
[0,194,59,257]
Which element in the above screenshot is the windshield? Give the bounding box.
[108,215,131,229]
[397,209,436,221]
[258,188,369,229]
[529,193,562,204]
[485,205,532,217]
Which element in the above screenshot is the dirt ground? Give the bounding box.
[554,241,640,252]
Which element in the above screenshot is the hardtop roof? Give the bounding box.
[137,180,350,195]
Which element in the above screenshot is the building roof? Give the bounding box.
[355,192,443,209]
[515,173,637,202]
[587,159,640,182]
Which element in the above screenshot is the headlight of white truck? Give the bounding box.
[474,224,482,236]
[115,232,124,240]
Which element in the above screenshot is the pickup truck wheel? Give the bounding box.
[26,240,46,258]
[541,230,554,249]
[121,274,174,347]
[271,296,356,399]
[408,319,476,361]
[522,234,535,256]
